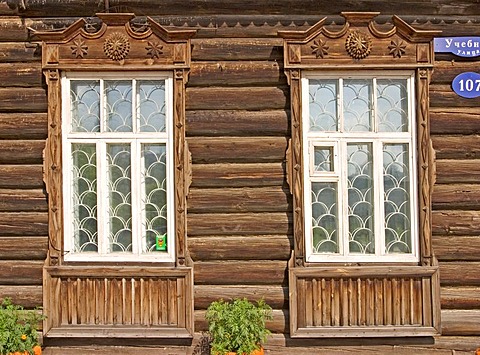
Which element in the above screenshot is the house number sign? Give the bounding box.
[434,37,480,57]
[452,72,480,99]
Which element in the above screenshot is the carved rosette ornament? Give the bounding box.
[345,30,372,59]
[388,40,407,58]
[71,39,88,58]
[103,32,130,61]
[311,39,329,58]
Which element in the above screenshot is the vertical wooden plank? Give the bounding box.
[357,278,362,326]
[141,278,149,325]
[384,278,392,325]
[60,279,68,326]
[400,278,407,325]
[332,279,340,326]
[413,278,423,325]
[168,278,178,325]
[366,278,374,326]
[409,278,415,325]
[392,278,400,325]
[340,278,348,326]
[85,278,92,325]
[312,278,321,326]
[297,278,306,328]
[374,278,383,326]
[52,277,61,328]
[151,278,159,325]
[422,277,432,327]
[134,278,142,325]
[348,278,355,326]
[160,278,168,325]
[107,278,115,325]
[321,278,328,326]
[359,278,366,326]
[176,277,186,328]
[305,278,313,327]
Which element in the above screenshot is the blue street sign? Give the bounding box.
[452,72,480,99]
[434,37,480,57]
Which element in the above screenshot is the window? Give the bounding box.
[303,72,418,263]
[63,73,175,262]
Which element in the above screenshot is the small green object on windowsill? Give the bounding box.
[155,233,167,251]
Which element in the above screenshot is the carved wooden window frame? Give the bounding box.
[36,13,196,339]
[279,12,441,338]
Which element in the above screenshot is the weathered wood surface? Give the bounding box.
[431,107,480,135]
[432,61,480,84]
[188,187,290,213]
[0,87,46,112]
[435,160,480,184]
[0,285,42,309]
[0,236,47,259]
[433,184,480,210]
[433,235,480,261]
[0,42,40,63]
[0,113,47,139]
[0,212,48,236]
[441,309,480,335]
[439,262,480,286]
[0,62,42,87]
[186,87,289,111]
[441,286,480,309]
[0,189,47,212]
[188,236,292,261]
[431,84,480,107]
[191,38,283,60]
[188,212,291,236]
[191,163,286,188]
[0,140,44,164]
[0,165,43,188]
[433,210,480,236]
[0,260,43,285]
[186,109,289,137]
[432,135,480,160]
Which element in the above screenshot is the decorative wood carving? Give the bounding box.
[279,12,441,338]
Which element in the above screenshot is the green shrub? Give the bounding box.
[0,298,42,355]
[205,298,272,355]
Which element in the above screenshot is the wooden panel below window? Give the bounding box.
[289,262,440,337]
[43,266,194,338]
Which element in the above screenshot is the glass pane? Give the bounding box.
[309,79,338,131]
[71,143,98,252]
[311,182,339,253]
[107,144,132,252]
[347,143,375,254]
[383,143,412,253]
[377,79,408,132]
[139,80,166,132]
[313,146,334,172]
[70,80,100,133]
[344,79,372,132]
[142,144,168,252]
[105,80,133,132]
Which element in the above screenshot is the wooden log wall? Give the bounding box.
[0,2,480,353]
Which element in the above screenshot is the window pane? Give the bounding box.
[139,80,166,132]
[107,144,132,252]
[311,182,339,253]
[383,143,412,253]
[347,143,375,254]
[309,80,338,131]
[70,80,100,133]
[71,143,98,252]
[377,79,408,132]
[142,144,168,253]
[313,146,334,172]
[344,79,372,132]
[105,80,133,132]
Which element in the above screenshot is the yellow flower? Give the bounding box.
[21,334,27,341]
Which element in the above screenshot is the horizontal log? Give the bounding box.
[431,107,480,135]
[188,212,291,236]
[186,86,289,111]
[192,38,282,60]
[432,135,480,160]
[188,137,287,164]
[0,212,48,236]
[0,189,47,212]
[433,235,480,261]
[188,235,292,261]
[0,285,43,309]
[430,84,480,107]
[0,236,48,260]
[441,286,480,309]
[0,87,46,112]
[0,140,44,164]
[191,163,286,188]
[435,160,480,184]
[0,42,41,63]
[432,61,480,84]
[194,284,287,310]
[433,336,480,353]
[440,262,480,286]
[186,109,289,137]
[195,309,287,334]
[194,260,287,285]
[433,184,480,210]
[0,62,42,87]
[0,260,43,285]
[0,165,44,188]
[189,61,286,87]
[441,309,480,336]
[433,210,480,236]
[188,187,291,213]
[0,113,47,139]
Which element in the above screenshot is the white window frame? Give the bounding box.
[302,71,418,263]
[62,71,175,263]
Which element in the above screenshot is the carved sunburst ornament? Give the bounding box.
[103,32,130,61]
[388,40,407,58]
[71,38,88,58]
[345,30,372,59]
[146,41,163,59]
[311,39,329,58]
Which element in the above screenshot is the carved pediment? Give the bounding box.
[279,12,441,69]
[35,13,196,70]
